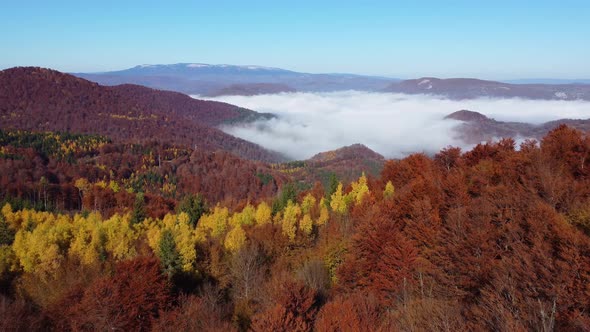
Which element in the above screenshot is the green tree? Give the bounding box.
[158,229,182,277]
[325,173,339,205]
[0,216,15,246]
[177,194,208,228]
[131,193,146,225]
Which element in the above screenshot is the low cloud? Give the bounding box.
[196,92,590,160]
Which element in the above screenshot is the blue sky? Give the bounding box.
[1,0,589,79]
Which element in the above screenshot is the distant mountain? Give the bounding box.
[0,67,284,162]
[445,110,590,144]
[75,63,398,95]
[309,143,385,164]
[385,77,590,100]
[273,144,385,185]
[207,83,296,97]
[503,79,590,85]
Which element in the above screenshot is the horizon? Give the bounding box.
[1,1,589,80]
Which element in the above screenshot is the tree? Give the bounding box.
[330,183,347,215]
[130,192,146,224]
[177,194,208,228]
[66,257,170,331]
[74,178,90,211]
[255,202,272,225]
[325,173,339,204]
[159,229,182,277]
[282,201,301,241]
[225,225,246,253]
[383,181,395,199]
[250,280,320,332]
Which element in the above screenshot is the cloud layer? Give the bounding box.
[197,92,590,160]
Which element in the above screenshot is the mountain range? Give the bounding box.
[384,77,590,100]
[75,63,397,96]
[74,63,590,100]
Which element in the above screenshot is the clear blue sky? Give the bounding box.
[1,0,589,79]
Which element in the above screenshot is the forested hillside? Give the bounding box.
[2,125,590,331]
[0,67,282,162]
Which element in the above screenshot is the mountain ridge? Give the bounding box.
[0,66,284,162]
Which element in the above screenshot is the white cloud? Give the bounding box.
[195,92,590,160]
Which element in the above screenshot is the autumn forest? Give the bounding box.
[1,68,590,331]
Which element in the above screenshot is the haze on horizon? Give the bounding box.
[1,1,589,80]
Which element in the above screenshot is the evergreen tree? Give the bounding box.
[131,193,146,225]
[158,229,181,277]
[177,194,208,228]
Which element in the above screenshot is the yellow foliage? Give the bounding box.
[317,205,329,225]
[95,180,107,189]
[1,203,13,221]
[348,173,370,205]
[196,205,229,239]
[301,193,317,215]
[12,210,73,274]
[255,202,272,225]
[69,212,107,265]
[102,214,138,260]
[282,201,301,241]
[224,225,246,253]
[383,180,395,199]
[230,204,255,226]
[330,183,348,215]
[300,214,313,235]
[109,180,120,193]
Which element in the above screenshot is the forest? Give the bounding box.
[2,124,590,331]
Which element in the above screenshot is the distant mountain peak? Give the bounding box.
[444,110,491,122]
[309,143,384,163]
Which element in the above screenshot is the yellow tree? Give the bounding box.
[196,205,229,239]
[225,225,246,253]
[317,204,329,226]
[348,173,370,205]
[300,214,313,235]
[301,193,317,215]
[282,201,301,241]
[255,201,272,225]
[383,180,395,199]
[330,183,348,215]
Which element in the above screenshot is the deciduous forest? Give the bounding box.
[2,124,590,331]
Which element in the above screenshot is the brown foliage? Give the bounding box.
[250,280,320,332]
[60,256,170,331]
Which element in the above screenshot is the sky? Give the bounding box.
[1,0,589,79]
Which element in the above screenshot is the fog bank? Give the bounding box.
[197,91,590,160]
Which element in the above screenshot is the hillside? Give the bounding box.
[273,144,386,187]
[445,110,590,144]
[207,83,297,97]
[0,67,283,162]
[385,77,590,100]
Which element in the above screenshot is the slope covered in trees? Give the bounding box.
[2,125,590,330]
[0,67,282,162]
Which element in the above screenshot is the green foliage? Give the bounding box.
[177,194,208,228]
[0,129,110,162]
[158,229,182,277]
[325,173,339,204]
[256,172,274,186]
[272,183,298,215]
[0,216,15,246]
[131,193,146,225]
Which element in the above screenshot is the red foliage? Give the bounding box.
[62,256,171,331]
[250,280,320,332]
